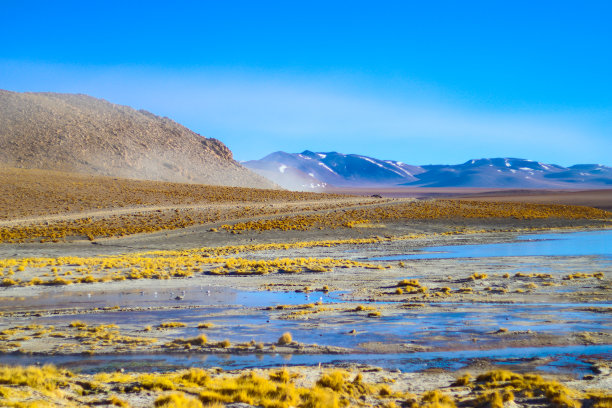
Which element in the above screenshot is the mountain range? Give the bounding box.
[0,90,275,188]
[244,151,612,190]
[2,89,610,191]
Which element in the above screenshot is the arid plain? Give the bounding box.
[1,167,611,408]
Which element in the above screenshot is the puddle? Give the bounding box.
[18,302,611,352]
[373,230,612,260]
[0,286,344,312]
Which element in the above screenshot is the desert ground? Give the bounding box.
[0,167,611,408]
[327,187,612,211]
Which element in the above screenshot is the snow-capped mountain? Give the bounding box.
[240,155,328,191]
[406,158,568,188]
[244,152,612,190]
[243,151,424,190]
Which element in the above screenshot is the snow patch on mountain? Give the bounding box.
[318,162,337,174]
[244,152,612,190]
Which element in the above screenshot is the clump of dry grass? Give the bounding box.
[412,389,456,407]
[277,332,293,345]
[564,272,605,280]
[155,392,203,407]
[158,322,188,329]
[0,364,607,408]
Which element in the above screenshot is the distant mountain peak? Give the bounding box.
[244,150,612,190]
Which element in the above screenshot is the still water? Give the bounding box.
[2,229,610,375]
[373,230,612,260]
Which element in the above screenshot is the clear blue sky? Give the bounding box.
[1,0,611,165]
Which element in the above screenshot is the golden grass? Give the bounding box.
[158,322,188,329]
[220,200,611,232]
[1,178,608,243]
[277,332,293,345]
[471,370,583,408]
[564,272,605,280]
[0,166,340,221]
[0,240,389,287]
[1,365,610,408]
[0,322,158,355]
[396,279,428,294]
[155,393,203,407]
[0,365,69,395]
[470,272,488,280]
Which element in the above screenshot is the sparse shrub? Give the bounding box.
[140,375,175,391]
[452,373,472,386]
[158,322,187,329]
[181,368,210,386]
[316,370,347,392]
[109,396,130,407]
[154,392,203,408]
[188,334,207,346]
[1,278,17,287]
[277,332,293,345]
[420,390,456,408]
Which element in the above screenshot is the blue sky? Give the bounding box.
[1,1,611,165]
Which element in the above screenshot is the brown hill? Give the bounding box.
[0,89,276,188]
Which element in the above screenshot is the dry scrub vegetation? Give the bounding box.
[1,231,609,289]
[0,238,393,287]
[0,167,609,243]
[0,322,156,355]
[0,321,308,356]
[0,365,610,408]
[220,200,611,232]
[1,199,609,244]
[0,203,362,243]
[0,167,341,220]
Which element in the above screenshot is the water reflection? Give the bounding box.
[373,230,612,260]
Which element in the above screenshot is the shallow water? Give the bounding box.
[23,301,611,351]
[1,230,611,376]
[0,286,343,312]
[373,230,612,260]
[3,344,610,377]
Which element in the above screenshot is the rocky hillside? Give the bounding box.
[0,90,276,188]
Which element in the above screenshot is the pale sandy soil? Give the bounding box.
[329,187,612,211]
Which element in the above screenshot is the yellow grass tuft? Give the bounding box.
[417,389,456,408]
[155,392,203,408]
[158,322,188,329]
[277,332,293,345]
